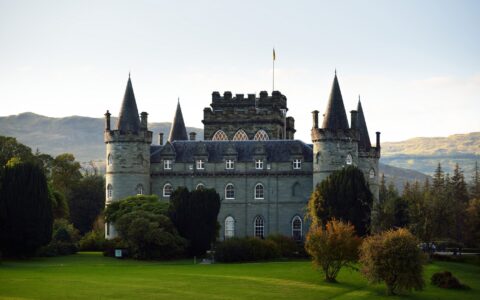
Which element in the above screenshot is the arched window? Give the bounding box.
[346,154,353,165]
[225,183,235,199]
[163,183,173,197]
[254,183,264,199]
[253,130,269,141]
[107,184,113,200]
[107,153,113,166]
[196,183,205,190]
[292,182,300,196]
[225,216,235,239]
[254,216,265,238]
[292,216,302,241]
[369,168,375,179]
[232,129,249,141]
[212,130,228,141]
[136,184,144,195]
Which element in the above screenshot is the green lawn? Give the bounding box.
[0,252,479,299]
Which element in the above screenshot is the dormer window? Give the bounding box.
[196,159,205,170]
[293,159,302,170]
[164,159,172,170]
[226,159,235,170]
[255,159,264,170]
[346,154,353,165]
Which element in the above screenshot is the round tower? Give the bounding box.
[104,76,152,239]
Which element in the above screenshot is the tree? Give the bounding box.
[307,166,373,236]
[470,161,480,200]
[68,174,105,234]
[0,136,36,168]
[105,195,169,223]
[464,198,480,247]
[451,164,469,243]
[0,162,53,257]
[50,153,82,198]
[360,228,425,295]
[169,187,221,256]
[305,219,361,282]
[405,180,434,244]
[376,181,408,231]
[49,186,69,219]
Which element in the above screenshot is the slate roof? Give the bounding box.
[116,76,141,133]
[168,101,188,142]
[322,74,350,130]
[356,99,371,151]
[151,140,313,163]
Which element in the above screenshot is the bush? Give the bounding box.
[103,237,129,258]
[267,234,306,258]
[37,219,79,256]
[215,237,281,262]
[79,230,106,251]
[431,271,470,289]
[305,219,361,282]
[360,228,425,295]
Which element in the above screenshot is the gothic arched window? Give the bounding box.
[253,130,269,141]
[225,216,235,239]
[107,184,113,200]
[212,130,228,141]
[254,216,265,238]
[136,184,144,195]
[346,154,353,165]
[107,153,113,166]
[163,183,173,197]
[369,168,376,179]
[225,183,235,199]
[254,183,264,199]
[232,129,249,141]
[292,216,302,241]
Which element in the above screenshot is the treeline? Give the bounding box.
[375,162,480,248]
[0,136,104,258]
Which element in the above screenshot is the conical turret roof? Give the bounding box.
[168,100,188,142]
[356,98,371,150]
[322,74,349,130]
[116,76,141,133]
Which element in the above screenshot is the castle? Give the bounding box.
[104,73,381,240]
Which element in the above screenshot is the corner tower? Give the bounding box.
[104,76,152,238]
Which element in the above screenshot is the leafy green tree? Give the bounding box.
[0,136,36,167]
[50,153,82,198]
[49,186,69,219]
[105,195,169,223]
[0,162,53,257]
[377,181,408,231]
[307,166,373,236]
[464,198,480,247]
[405,180,434,244]
[169,187,221,256]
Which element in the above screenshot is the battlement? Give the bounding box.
[104,129,153,144]
[210,91,287,110]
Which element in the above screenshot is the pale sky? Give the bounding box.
[0,0,479,142]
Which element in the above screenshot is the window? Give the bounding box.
[292,216,302,241]
[346,154,353,165]
[369,168,375,179]
[212,130,228,141]
[225,159,235,170]
[232,129,249,141]
[225,183,235,199]
[255,159,264,170]
[254,216,265,238]
[136,184,144,195]
[163,183,173,197]
[293,159,302,169]
[196,159,205,170]
[107,154,113,166]
[196,183,205,190]
[107,184,112,200]
[225,216,235,239]
[255,183,264,199]
[164,159,172,170]
[253,130,269,141]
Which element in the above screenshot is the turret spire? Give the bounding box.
[322,73,349,130]
[168,99,188,142]
[116,75,141,133]
[356,98,372,150]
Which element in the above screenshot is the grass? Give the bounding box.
[0,252,479,299]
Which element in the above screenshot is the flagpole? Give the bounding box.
[272,48,275,92]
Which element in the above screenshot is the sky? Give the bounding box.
[0,0,479,142]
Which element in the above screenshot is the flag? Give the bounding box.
[273,48,276,61]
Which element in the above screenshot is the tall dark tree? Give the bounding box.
[307,166,373,236]
[471,161,480,200]
[169,187,221,256]
[376,181,408,231]
[451,164,469,243]
[0,163,53,257]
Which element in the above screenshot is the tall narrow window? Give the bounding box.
[136,184,144,195]
[107,154,113,166]
[253,130,269,141]
[163,183,173,197]
[107,184,113,200]
[225,216,235,239]
[255,183,264,199]
[196,159,205,170]
[254,216,265,238]
[232,129,249,141]
[293,159,302,169]
[225,183,235,199]
[346,154,353,165]
[369,168,375,179]
[164,159,172,170]
[292,216,302,241]
[255,159,264,170]
[212,130,228,141]
[225,159,235,170]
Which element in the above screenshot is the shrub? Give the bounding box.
[37,219,79,256]
[360,228,425,295]
[215,237,281,262]
[305,219,361,282]
[431,271,470,289]
[79,230,106,251]
[267,234,305,258]
[103,237,128,258]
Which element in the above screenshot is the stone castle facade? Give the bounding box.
[104,74,380,240]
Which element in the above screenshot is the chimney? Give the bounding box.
[189,132,197,141]
[376,131,381,148]
[140,112,148,130]
[104,110,111,131]
[350,110,358,130]
[312,110,319,129]
[158,133,164,145]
